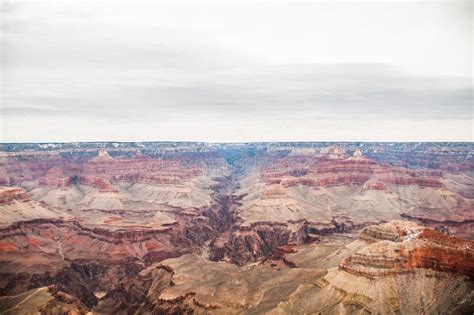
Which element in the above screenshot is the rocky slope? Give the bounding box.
[4,221,470,314]
[0,187,68,228]
[277,221,474,314]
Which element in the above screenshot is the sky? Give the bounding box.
[0,0,472,142]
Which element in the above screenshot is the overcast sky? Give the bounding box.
[0,0,472,142]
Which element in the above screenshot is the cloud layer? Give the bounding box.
[1,1,472,142]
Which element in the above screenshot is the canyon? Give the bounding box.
[0,142,472,314]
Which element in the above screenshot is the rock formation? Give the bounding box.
[275,221,474,314]
[0,142,472,314]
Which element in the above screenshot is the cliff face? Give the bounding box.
[340,221,474,278]
[209,222,304,266]
[404,229,474,275]
[0,219,192,271]
[0,187,30,204]
[275,221,474,315]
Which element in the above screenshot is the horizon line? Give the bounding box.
[1,140,473,145]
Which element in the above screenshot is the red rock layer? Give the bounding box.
[281,174,370,188]
[0,219,199,265]
[340,222,474,278]
[364,182,387,190]
[259,155,446,191]
[77,176,116,192]
[0,150,227,192]
[380,177,443,188]
[0,187,31,205]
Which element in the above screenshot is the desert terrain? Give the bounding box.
[0,142,472,314]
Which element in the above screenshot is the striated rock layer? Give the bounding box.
[0,142,472,314]
[341,221,474,278]
[2,221,472,314]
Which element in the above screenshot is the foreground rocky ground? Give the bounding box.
[0,142,472,314]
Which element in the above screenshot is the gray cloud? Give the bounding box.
[0,1,472,142]
[3,65,471,120]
